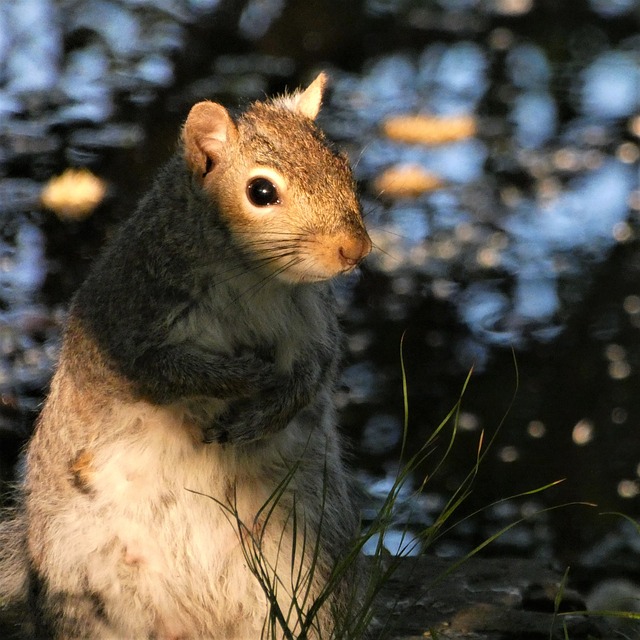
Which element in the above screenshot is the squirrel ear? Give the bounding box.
[290,72,328,120]
[182,101,236,176]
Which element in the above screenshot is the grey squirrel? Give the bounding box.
[0,72,371,639]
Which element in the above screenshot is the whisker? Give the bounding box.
[202,253,289,291]
[198,245,304,290]
[371,242,396,261]
[206,260,270,289]
[351,141,373,171]
[233,226,313,240]
[234,230,307,238]
[223,256,303,311]
[242,239,310,251]
[361,198,384,220]
[368,227,411,240]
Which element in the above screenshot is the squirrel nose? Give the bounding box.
[338,233,372,268]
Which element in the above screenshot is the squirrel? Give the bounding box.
[0,72,371,639]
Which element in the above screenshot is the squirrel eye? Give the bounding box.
[246,177,279,207]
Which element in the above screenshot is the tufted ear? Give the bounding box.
[287,72,328,121]
[182,101,237,177]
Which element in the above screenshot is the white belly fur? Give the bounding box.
[33,399,326,639]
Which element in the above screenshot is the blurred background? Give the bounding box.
[0,0,639,597]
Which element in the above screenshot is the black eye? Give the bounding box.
[247,178,279,207]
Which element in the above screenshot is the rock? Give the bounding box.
[368,555,629,639]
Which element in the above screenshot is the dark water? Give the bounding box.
[1,0,639,589]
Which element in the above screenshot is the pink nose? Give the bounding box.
[338,233,372,268]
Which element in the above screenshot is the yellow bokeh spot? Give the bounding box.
[382,113,477,146]
[373,165,445,198]
[41,168,107,220]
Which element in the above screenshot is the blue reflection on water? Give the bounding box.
[506,160,635,252]
[582,51,640,119]
[507,43,552,90]
[0,222,46,306]
[511,91,557,148]
[454,159,636,345]
[420,41,488,113]
[332,38,639,351]
[589,0,639,17]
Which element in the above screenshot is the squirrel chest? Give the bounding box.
[171,278,332,371]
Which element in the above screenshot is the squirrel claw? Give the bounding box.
[203,426,229,444]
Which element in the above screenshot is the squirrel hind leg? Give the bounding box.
[0,512,29,605]
[0,511,31,638]
[27,566,122,640]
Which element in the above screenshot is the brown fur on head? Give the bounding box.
[182,72,328,189]
[181,72,371,283]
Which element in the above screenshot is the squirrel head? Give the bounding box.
[181,72,371,284]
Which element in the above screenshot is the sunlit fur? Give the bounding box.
[24,355,351,638]
[2,74,369,639]
[198,92,371,284]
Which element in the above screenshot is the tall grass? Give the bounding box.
[196,340,636,639]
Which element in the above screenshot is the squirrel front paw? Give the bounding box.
[203,424,231,444]
[202,396,291,445]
